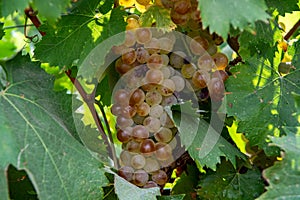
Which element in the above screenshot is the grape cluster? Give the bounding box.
[111,27,229,187]
[118,0,151,13]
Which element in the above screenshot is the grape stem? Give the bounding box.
[284,19,300,41]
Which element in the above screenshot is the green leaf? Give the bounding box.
[98,0,114,15]
[114,175,161,200]
[171,102,245,170]
[0,53,108,199]
[198,160,265,200]
[198,0,269,38]
[258,129,300,199]
[0,0,29,17]
[140,5,176,31]
[226,58,300,155]
[265,0,300,15]
[172,164,199,200]
[157,194,186,200]
[0,22,4,40]
[0,168,9,200]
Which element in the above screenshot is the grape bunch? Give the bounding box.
[110,27,229,187]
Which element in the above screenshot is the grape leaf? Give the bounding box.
[157,194,186,200]
[0,168,9,200]
[0,22,4,40]
[171,102,245,170]
[265,0,300,15]
[34,3,126,71]
[198,160,265,200]
[258,129,300,199]
[1,0,70,23]
[0,53,108,199]
[140,5,176,31]
[114,175,161,200]
[226,58,300,155]
[198,0,269,38]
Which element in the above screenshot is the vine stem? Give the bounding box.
[284,19,300,40]
[65,70,114,161]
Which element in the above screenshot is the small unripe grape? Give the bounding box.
[155,143,172,161]
[136,47,150,64]
[117,127,133,143]
[147,53,164,69]
[143,181,159,188]
[170,75,185,92]
[136,28,152,44]
[190,36,209,55]
[145,69,164,84]
[136,102,151,117]
[122,48,137,65]
[129,88,145,106]
[133,170,149,187]
[151,170,168,185]
[131,154,146,169]
[118,166,134,181]
[192,71,207,89]
[132,125,149,141]
[149,105,164,118]
[143,116,161,133]
[212,52,228,70]
[154,127,173,143]
[145,90,163,106]
[140,139,156,155]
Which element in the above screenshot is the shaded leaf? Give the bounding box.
[226,58,300,155]
[198,160,264,200]
[114,175,160,200]
[258,129,300,199]
[198,0,269,38]
[0,168,9,200]
[0,0,29,17]
[0,22,4,40]
[140,5,176,31]
[0,53,108,199]
[265,0,300,15]
[157,194,186,200]
[171,102,245,170]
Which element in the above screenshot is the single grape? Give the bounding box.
[120,105,136,118]
[131,154,146,169]
[136,47,150,64]
[155,143,172,161]
[147,53,164,69]
[115,58,133,75]
[143,116,161,133]
[181,63,196,79]
[126,14,140,30]
[145,69,164,84]
[192,70,207,89]
[140,139,156,155]
[208,77,225,102]
[173,0,191,14]
[161,95,177,107]
[189,36,209,55]
[126,140,141,153]
[141,83,159,92]
[159,37,174,54]
[144,38,160,54]
[132,125,149,141]
[197,54,215,72]
[160,112,175,128]
[136,102,151,117]
[144,157,160,173]
[114,89,130,105]
[117,127,133,143]
[129,88,145,106]
[212,52,228,70]
[207,42,218,55]
[143,181,159,188]
[169,51,186,69]
[124,30,136,47]
[170,75,185,92]
[119,0,135,7]
[112,44,126,55]
[133,170,149,187]
[212,70,229,82]
[122,48,137,65]
[151,170,168,185]
[118,166,134,181]
[170,9,189,25]
[278,62,292,74]
[149,104,164,118]
[133,114,146,125]
[161,54,170,66]
[116,116,134,129]
[111,104,123,116]
[197,87,209,101]
[136,0,150,6]
[119,150,133,166]
[145,90,163,106]
[136,28,152,44]
[160,66,171,79]
[154,127,173,143]
[158,79,176,96]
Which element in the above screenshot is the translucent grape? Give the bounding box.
[131,154,146,169]
[132,125,149,141]
[147,53,164,69]
[145,90,163,106]
[136,102,151,117]
[170,75,185,92]
[143,116,161,133]
[212,52,228,70]
[158,79,176,96]
[160,112,175,128]
[116,116,134,129]
[126,140,141,153]
[173,0,191,14]
[115,58,133,75]
[117,127,132,143]
[136,47,150,64]
[149,105,164,118]
[140,139,156,155]
[145,69,164,84]
[189,36,209,55]
[129,88,145,106]
[197,54,215,71]
[151,170,168,185]
[154,127,173,143]
[118,166,134,181]
[122,48,137,65]
[124,30,136,47]
[144,158,160,173]
[155,143,172,161]
[192,70,207,89]
[170,51,186,69]
[136,28,152,44]
[144,38,160,54]
[133,170,149,187]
